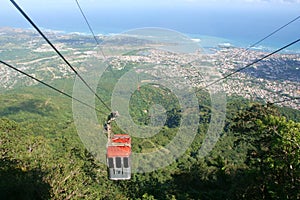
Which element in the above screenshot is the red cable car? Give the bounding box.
[105,112,131,180]
[106,134,131,180]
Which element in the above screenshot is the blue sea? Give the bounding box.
[1,5,300,52]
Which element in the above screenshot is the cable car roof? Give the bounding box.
[107,134,131,157]
[107,146,131,157]
[111,134,131,145]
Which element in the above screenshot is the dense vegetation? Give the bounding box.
[0,74,299,199]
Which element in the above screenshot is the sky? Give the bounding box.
[3,0,300,11]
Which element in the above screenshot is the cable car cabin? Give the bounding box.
[106,134,131,180]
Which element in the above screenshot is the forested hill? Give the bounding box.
[0,82,299,200]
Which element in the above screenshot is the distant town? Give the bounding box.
[105,44,300,110]
[0,27,299,110]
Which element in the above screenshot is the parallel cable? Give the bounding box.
[10,0,111,112]
[179,14,300,97]
[216,15,300,106]
[246,15,300,51]
[75,0,107,59]
[217,15,300,64]
[75,0,99,45]
[192,38,300,94]
[196,14,300,88]
[10,0,300,110]
[0,60,106,115]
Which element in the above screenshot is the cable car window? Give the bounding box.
[116,157,122,168]
[108,158,114,168]
[123,157,129,168]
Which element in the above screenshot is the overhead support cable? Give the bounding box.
[246,15,300,50]
[10,0,111,112]
[191,38,300,94]
[75,0,107,59]
[0,60,106,114]
[217,15,300,64]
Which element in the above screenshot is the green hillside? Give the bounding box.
[0,76,299,199]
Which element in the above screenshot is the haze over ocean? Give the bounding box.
[1,1,300,51]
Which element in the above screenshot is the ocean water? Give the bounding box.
[1,5,300,51]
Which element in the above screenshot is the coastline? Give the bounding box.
[1,26,300,54]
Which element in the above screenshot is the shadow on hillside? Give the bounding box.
[125,169,260,200]
[0,159,51,200]
[0,99,54,117]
